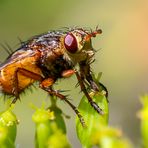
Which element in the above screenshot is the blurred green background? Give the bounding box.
[0,0,148,147]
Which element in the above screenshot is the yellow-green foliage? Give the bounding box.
[138,95,148,148]
[0,105,18,148]
[32,102,70,148]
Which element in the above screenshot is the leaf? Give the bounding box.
[76,92,109,148]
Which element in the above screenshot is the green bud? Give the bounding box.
[32,103,71,148]
[47,123,71,148]
[91,126,132,148]
[32,106,54,148]
[0,105,18,143]
[0,127,15,148]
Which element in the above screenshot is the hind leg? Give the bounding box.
[11,68,43,104]
[40,79,85,127]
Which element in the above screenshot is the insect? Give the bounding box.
[0,27,105,125]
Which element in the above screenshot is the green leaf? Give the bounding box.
[76,92,109,148]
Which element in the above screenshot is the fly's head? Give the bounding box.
[62,27,102,64]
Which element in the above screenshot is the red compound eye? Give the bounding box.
[64,33,78,53]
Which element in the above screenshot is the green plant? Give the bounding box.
[138,95,148,148]
[0,105,18,148]
[0,75,147,148]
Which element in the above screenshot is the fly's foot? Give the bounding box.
[90,101,104,115]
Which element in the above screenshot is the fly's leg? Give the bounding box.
[98,82,109,100]
[12,68,43,104]
[11,68,85,126]
[40,80,86,127]
[75,70,103,115]
[79,61,99,91]
[79,61,108,98]
[12,69,20,103]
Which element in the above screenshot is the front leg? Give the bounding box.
[79,61,99,91]
[75,70,103,115]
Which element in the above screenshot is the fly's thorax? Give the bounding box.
[39,40,65,67]
[38,41,74,78]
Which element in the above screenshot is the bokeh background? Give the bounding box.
[0,0,148,147]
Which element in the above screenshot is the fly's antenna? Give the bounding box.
[85,26,102,41]
[0,43,11,55]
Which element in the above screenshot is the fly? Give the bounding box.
[0,27,105,126]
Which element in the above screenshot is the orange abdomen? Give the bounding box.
[0,51,42,95]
